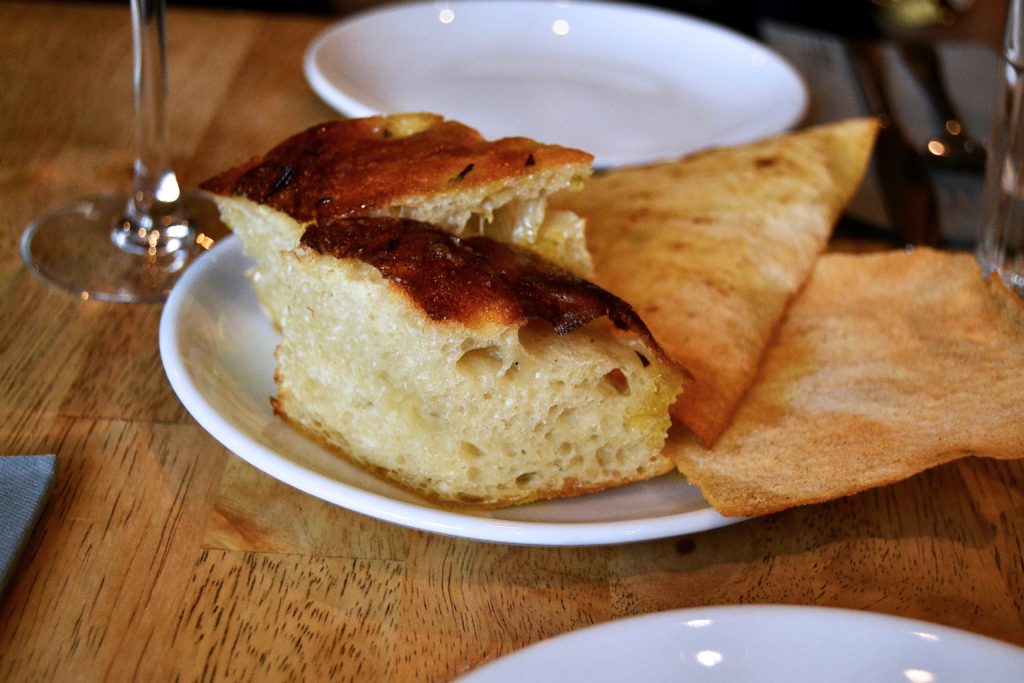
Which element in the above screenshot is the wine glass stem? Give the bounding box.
[119,0,189,254]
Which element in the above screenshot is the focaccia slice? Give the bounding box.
[201,113,594,323]
[273,216,686,508]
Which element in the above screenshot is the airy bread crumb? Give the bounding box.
[273,219,684,507]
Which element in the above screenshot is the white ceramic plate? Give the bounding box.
[457,605,1024,682]
[159,236,737,546]
[303,0,807,168]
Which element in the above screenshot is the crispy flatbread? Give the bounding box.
[550,119,879,445]
[666,249,1024,517]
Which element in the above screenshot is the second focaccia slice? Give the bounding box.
[550,118,878,445]
[273,216,686,508]
[201,113,594,324]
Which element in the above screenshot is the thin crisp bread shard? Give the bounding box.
[550,118,879,445]
[666,249,1024,517]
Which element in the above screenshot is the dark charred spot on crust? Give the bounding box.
[317,197,332,205]
[271,166,294,195]
[755,156,777,168]
[225,161,296,204]
[300,217,668,350]
[380,128,394,139]
[449,163,474,183]
[636,351,650,367]
[525,153,536,167]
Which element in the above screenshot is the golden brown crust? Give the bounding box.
[200,114,593,223]
[299,216,680,371]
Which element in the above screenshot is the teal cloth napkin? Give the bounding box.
[0,454,57,595]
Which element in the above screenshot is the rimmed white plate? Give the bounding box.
[457,605,1024,681]
[303,0,807,168]
[159,236,737,546]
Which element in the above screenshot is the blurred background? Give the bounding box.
[45,0,1006,44]
[45,0,1009,247]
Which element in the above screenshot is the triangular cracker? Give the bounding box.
[551,119,879,444]
[667,249,1024,517]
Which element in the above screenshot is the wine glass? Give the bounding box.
[20,0,221,303]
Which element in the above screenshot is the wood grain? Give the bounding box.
[173,550,405,681]
[206,456,411,560]
[0,418,227,681]
[0,3,1021,681]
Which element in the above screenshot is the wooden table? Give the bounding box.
[1,2,1022,680]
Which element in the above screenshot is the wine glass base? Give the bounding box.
[21,189,226,303]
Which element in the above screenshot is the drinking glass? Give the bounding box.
[20,0,220,303]
[978,0,1024,296]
